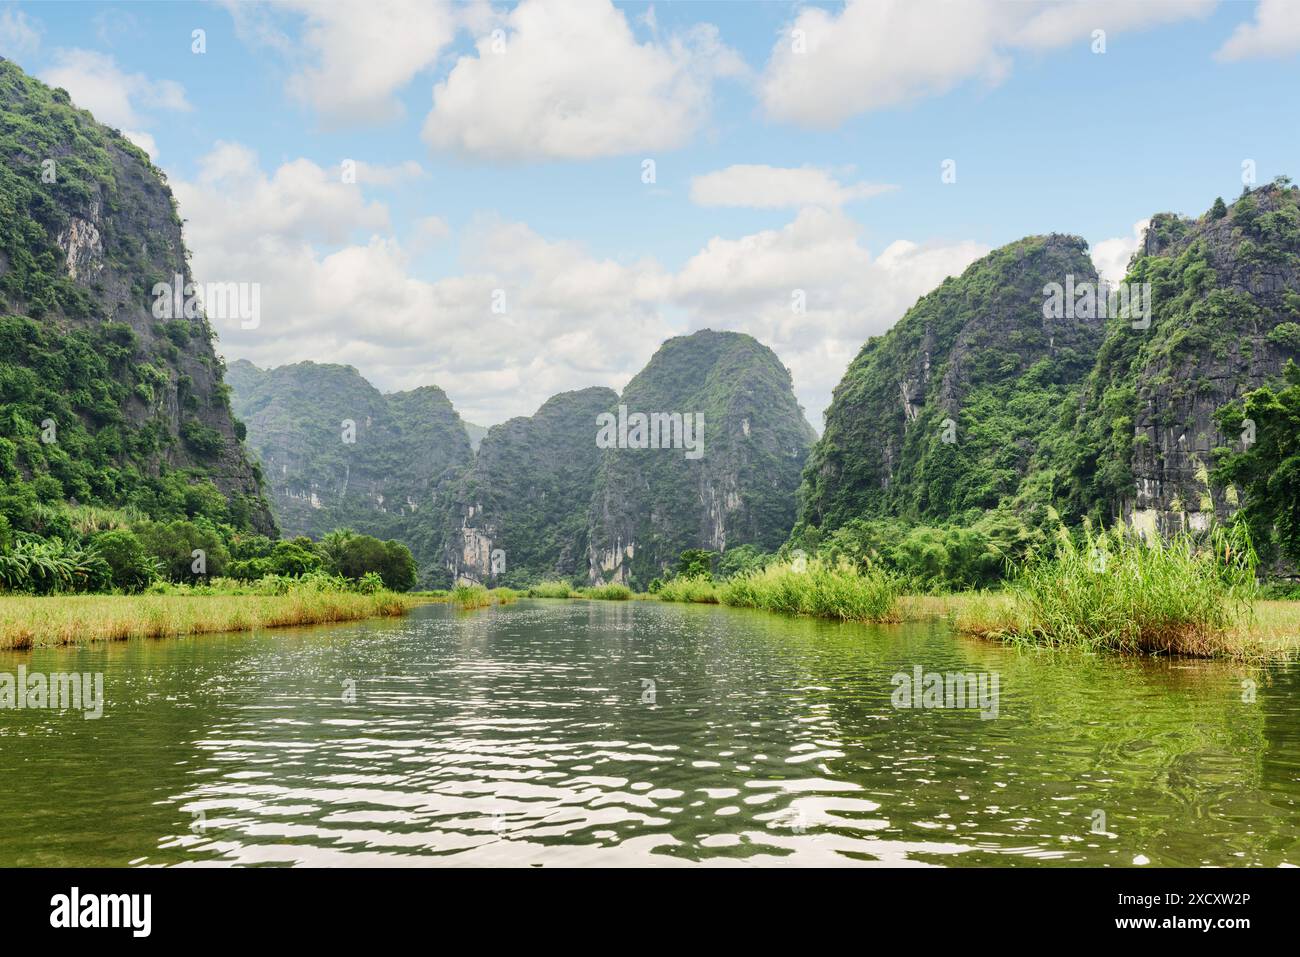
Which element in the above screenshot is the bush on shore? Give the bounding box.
[718,558,902,622]
[956,524,1257,656]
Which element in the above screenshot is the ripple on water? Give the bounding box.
[0,600,1296,867]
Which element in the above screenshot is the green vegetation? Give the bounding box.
[451,583,492,609]
[580,582,632,601]
[718,559,902,622]
[655,576,720,604]
[1215,361,1300,566]
[0,578,411,650]
[440,387,617,587]
[589,330,817,587]
[526,580,582,598]
[955,526,1257,656]
[226,359,472,585]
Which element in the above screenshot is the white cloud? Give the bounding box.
[690,165,896,209]
[181,145,982,427]
[672,207,988,422]
[38,48,190,143]
[411,215,451,250]
[423,0,745,161]
[760,0,1214,128]
[1091,219,1150,285]
[1215,0,1300,61]
[176,143,391,250]
[353,160,426,186]
[0,8,40,58]
[283,0,459,126]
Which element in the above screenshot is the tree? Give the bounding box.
[1210,196,1228,220]
[133,519,229,581]
[314,528,416,591]
[675,549,717,580]
[1214,362,1300,565]
[90,529,155,592]
[269,539,320,577]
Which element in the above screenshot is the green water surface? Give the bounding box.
[0,599,1296,866]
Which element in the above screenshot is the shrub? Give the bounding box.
[957,524,1256,656]
[581,583,632,600]
[717,558,901,622]
[656,577,720,603]
[90,529,155,592]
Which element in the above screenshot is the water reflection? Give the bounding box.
[0,600,1296,866]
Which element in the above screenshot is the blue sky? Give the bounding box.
[2,0,1299,427]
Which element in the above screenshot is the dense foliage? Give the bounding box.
[441,387,617,588]
[226,359,473,582]
[588,330,817,587]
[1214,361,1300,566]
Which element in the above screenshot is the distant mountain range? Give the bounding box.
[230,329,819,588]
[6,56,1298,587]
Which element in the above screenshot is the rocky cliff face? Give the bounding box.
[441,386,618,585]
[226,359,472,571]
[799,235,1105,532]
[0,58,274,532]
[588,330,816,586]
[1057,182,1300,535]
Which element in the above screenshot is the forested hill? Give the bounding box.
[588,329,817,586]
[797,234,1105,533]
[796,182,1300,572]
[441,386,618,586]
[225,359,473,582]
[0,57,274,535]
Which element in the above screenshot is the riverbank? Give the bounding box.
[0,590,412,650]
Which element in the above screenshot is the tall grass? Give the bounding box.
[0,590,411,650]
[579,582,632,601]
[526,580,582,598]
[716,559,902,622]
[451,584,493,609]
[956,525,1257,656]
[655,577,719,603]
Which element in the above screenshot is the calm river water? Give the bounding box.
[1,599,1296,866]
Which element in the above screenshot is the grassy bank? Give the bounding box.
[949,527,1257,657]
[0,589,412,650]
[655,560,903,622]
[647,531,1296,658]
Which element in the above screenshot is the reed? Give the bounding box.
[579,583,632,601]
[955,525,1258,656]
[654,577,720,603]
[716,559,902,622]
[526,581,582,598]
[450,584,493,609]
[0,590,411,650]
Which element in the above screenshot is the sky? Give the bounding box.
[2,0,1299,429]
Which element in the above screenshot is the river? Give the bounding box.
[1,599,1296,866]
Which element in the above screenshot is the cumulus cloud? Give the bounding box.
[0,7,40,58]
[423,0,745,161]
[1091,219,1150,286]
[1215,0,1300,61]
[180,145,982,427]
[283,0,459,126]
[760,0,1214,128]
[352,160,426,187]
[38,48,190,156]
[673,208,988,422]
[177,143,390,248]
[690,165,896,209]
